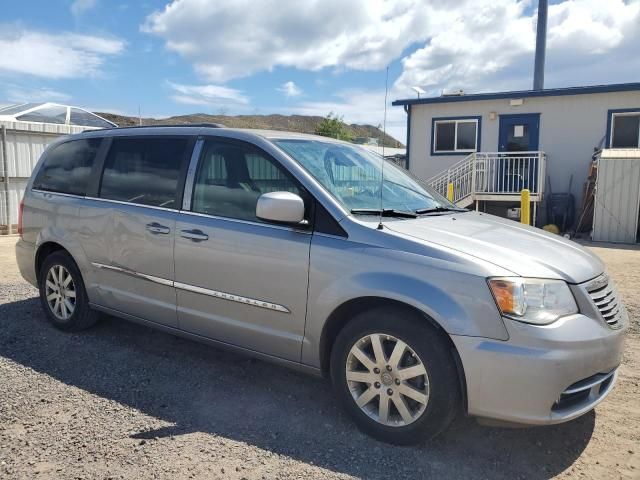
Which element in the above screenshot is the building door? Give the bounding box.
[498,114,541,193]
[498,114,540,152]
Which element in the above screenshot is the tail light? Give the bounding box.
[17,198,24,237]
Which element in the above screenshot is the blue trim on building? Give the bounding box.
[392,82,640,107]
[497,113,541,119]
[430,115,482,156]
[605,108,640,148]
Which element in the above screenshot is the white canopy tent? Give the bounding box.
[0,103,116,129]
[0,103,116,233]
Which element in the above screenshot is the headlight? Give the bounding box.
[488,277,578,325]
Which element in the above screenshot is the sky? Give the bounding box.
[0,0,639,142]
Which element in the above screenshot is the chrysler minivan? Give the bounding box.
[16,125,628,444]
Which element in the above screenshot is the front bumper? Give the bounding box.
[452,309,628,425]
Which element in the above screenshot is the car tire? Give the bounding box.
[330,307,460,445]
[38,250,99,332]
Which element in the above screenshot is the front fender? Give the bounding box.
[301,235,509,368]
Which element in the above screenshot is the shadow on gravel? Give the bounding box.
[1,296,595,479]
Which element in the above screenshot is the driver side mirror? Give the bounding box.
[256,191,305,225]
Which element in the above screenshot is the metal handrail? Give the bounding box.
[428,151,546,204]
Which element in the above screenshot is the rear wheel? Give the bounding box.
[330,307,460,445]
[38,251,99,331]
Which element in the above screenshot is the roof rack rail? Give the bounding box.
[83,122,225,133]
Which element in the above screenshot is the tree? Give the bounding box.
[315,112,352,141]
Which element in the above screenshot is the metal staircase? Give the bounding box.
[428,151,546,208]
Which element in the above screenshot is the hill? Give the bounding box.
[95,112,403,148]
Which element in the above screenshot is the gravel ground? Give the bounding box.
[0,236,638,479]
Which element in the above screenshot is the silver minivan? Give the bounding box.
[16,126,628,444]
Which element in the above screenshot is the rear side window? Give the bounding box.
[191,140,304,222]
[33,138,102,195]
[99,137,188,208]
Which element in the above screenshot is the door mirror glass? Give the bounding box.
[256,191,305,224]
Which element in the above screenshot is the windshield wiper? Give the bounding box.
[350,208,417,218]
[414,206,467,215]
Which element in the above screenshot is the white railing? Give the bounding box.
[429,154,475,203]
[428,151,546,204]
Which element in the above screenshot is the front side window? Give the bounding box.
[274,139,454,213]
[433,118,479,153]
[99,137,188,208]
[191,140,304,222]
[611,112,640,148]
[33,138,102,195]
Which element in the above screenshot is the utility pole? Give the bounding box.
[533,0,548,90]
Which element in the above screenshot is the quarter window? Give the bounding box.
[33,138,102,195]
[191,140,304,222]
[99,137,188,208]
[433,119,479,153]
[610,112,640,148]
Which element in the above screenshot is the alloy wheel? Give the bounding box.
[345,333,429,427]
[45,264,77,321]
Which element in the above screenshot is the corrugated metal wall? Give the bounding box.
[0,121,92,230]
[592,149,640,243]
[0,180,27,226]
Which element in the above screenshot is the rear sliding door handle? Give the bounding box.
[180,229,209,242]
[146,222,171,235]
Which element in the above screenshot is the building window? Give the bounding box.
[432,118,480,154]
[610,111,640,148]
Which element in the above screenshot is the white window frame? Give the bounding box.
[433,119,479,153]
[610,111,640,148]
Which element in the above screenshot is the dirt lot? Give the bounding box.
[0,236,638,479]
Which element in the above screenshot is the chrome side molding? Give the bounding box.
[173,281,290,313]
[92,262,173,287]
[91,262,290,313]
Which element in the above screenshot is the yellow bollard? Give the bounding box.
[520,189,531,225]
[447,182,454,202]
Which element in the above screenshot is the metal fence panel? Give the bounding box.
[592,150,640,243]
[0,179,27,228]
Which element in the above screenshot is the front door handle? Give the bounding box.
[146,222,171,234]
[180,229,209,242]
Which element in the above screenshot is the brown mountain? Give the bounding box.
[95,112,404,148]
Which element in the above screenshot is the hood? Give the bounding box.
[384,212,604,284]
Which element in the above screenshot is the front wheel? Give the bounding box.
[330,308,460,445]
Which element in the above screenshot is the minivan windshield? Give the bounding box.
[274,139,459,214]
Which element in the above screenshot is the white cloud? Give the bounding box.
[142,0,431,82]
[277,81,302,97]
[2,84,71,103]
[0,26,125,79]
[168,81,249,107]
[71,0,98,17]
[143,0,640,95]
[394,0,640,96]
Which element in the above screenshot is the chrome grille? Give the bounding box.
[586,275,622,328]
